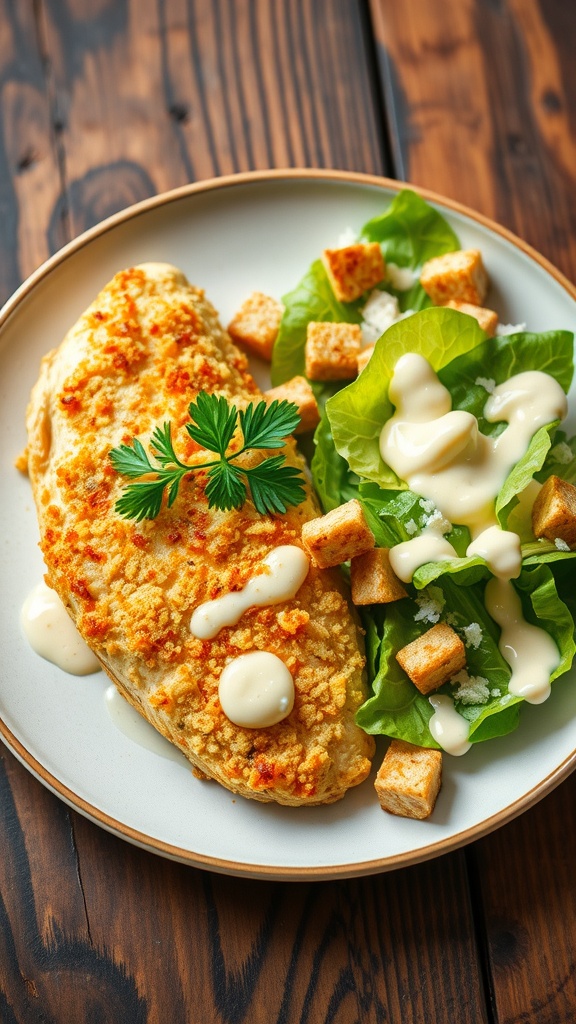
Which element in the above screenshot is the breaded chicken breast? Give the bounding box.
[25,263,374,805]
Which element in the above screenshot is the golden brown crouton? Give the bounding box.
[420,249,488,306]
[305,321,362,381]
[350,548,407,605]
[374,739,442,819]
[227,291,284,361]
[532,475,576,548]
[445,300,498,337]
[301,499,375,569]
[322,243,385,303]
[396,623,466,695]
[264,376,320,434]
[357,344,375,374]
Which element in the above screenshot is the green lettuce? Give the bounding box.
[269,186,576,754]
[270,261,362,390]
[356,565,576,746]
[327,309,573,489]
[271,188,459,393]
[360,188,459,311]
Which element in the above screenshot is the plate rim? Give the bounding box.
[2,166,576,879]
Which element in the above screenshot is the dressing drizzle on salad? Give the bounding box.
[380,353,567,583]
[378,352,566,746]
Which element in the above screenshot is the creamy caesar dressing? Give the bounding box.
[379,352,567,752]
[190,545,309,640]
[381,354,567,580]
[104,685,187,764]
[218,651,295,729]
[428,695,472,756]
[484,578,560,704]
[391,519,457,583]
[21,581,101,675]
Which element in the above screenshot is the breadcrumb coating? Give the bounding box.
[25,263,374,805]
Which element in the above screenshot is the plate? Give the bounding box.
[1,170,576,880]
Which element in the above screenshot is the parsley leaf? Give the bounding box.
[109,393,306,520]
[186,392,238,455]
[239,399,301,451]
[245,457,308,514]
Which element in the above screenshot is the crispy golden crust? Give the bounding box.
[26,263,374,805]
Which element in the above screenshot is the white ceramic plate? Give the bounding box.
[1,170,575,879]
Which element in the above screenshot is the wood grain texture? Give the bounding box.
[0,762,489,1024]
[369,0,576,281]
[474,772,576,1024]
[0,0,63,301]
[34,0,388,242]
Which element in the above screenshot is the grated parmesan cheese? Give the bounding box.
[386,263,417,291]
[360,289,400,344]
[475,376,495,394]
[462,622,483,649]
[336,226,357,247]
[451,669,490,705]
[414,586,446,624]
[548,441,573,465]
[496,322,526,336]
[555,537,571,551]
[405,518,418,536]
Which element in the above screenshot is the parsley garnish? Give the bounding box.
[109,393,306,521]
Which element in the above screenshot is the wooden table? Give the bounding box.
[1,2,575,1020]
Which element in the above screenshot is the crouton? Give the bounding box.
[532,475,576,548]
[227,291,284,361]
[305,321,362,381]
[445,300,498,337]
[357,344,375,373]
[264,376,320,434]
[374,739,442,819]
[301,499,375,569]
[420,249,488,306]
[350,547,407,605]
[322,243,385,303]
[396,623,466,695]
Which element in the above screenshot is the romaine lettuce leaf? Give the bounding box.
[361,188,459,311]
[311,412,360,513]
[271,188,461,394]
[536,429,576,485]
[271,260,362,389]
[326,307,487,486]
[356,565,575,747]
[327,310,574,492]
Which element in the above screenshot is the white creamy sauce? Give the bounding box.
[484,578,560,704]
[428,695,472,756]
[391,525,457,583]
[379,352,566,751]
[190,545,309,640]
[21,581,101,676]
[380,354,566,580]
[104,685,187,764]
[218,651,295,729]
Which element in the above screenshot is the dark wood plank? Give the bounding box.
[369,0,576,281]
[0,793,488,1024]
[370,1,576,1020]
[0,0,63,304]
[35,0,388,240]
[473,772,576,1023]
